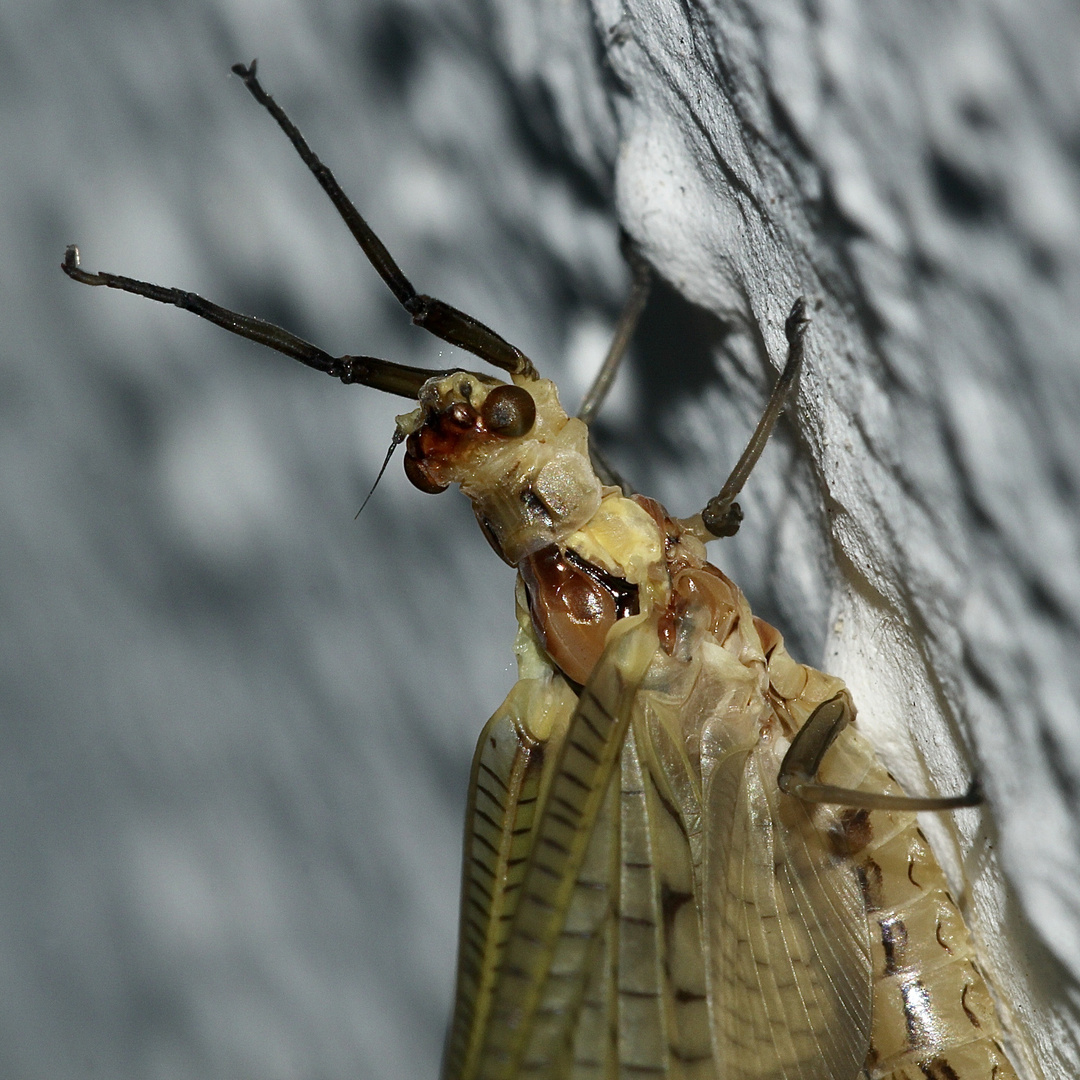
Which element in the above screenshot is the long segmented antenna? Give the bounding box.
[63,60,538,399]
[230,60,537,380]
[62,245,447,399]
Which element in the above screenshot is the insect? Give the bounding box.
[64,61,1019,1080]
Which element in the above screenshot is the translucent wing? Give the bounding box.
[704,739,873,1080]
[446,618,873,1080]
[444,615,659,1080]
[443,674,579,1080]
[534,683,714,1080]
[604,707,716,1080]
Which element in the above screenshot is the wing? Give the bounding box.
[556,694,716,1080]
[443,614,659,1080]
[704,737,873,1080]
[443,671,580,1080]
[597,702,717,1080]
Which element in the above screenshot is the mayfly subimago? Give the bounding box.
[63,61,1020,1080]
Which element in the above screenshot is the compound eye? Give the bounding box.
[403,452,449,494]
[481,384,536,438]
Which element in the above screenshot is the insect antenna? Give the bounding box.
[231,60,538,380]
[61,245,448,399]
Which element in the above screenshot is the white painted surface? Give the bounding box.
[5,0,1078,1077]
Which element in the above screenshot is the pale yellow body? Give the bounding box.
[442,471,1017,1080]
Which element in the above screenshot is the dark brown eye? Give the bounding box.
[404,454,449,494]
[480,384,536,438]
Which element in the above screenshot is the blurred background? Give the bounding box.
[5,1,1080,1078]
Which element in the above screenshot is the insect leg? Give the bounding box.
[60,246,442,398]
[576,243,651,426]
[575,244,651,491]
[683,297,809,540]
[777,691,982,811]
[231,61,537,380]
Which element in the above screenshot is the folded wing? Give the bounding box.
[704,739,873,1080]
